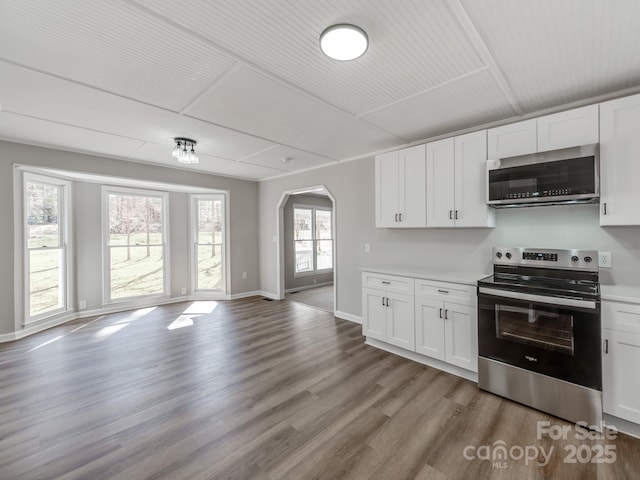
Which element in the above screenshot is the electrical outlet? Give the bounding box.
[364,242,371,253]
[181,287,187,295]
[242,272,247,280]
[598,251,612,268]
[79,300,87,310]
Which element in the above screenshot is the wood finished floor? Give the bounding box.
[0,297,638,480]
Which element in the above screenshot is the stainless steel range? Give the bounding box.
[477,247,602,426]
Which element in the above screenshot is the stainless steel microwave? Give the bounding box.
[487,144,599,208]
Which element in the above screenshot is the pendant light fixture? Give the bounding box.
[172,137,199,164]
[320,24,368,61]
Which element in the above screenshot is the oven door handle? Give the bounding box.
[478,287,598,310]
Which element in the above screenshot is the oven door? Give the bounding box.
[478,287,601,390]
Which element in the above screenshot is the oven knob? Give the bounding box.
[505,252,512,259]
[496,252,502,259]
[571,255,579,262]
[584,256,593,263]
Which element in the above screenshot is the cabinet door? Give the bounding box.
[362,288,387,341]
[600,93,640,226]
[386,292,415,350]
[603,329,640,424]
[426,138,455,227]
[454,130,494,228]
[537,104,599,151]
[415,297,445,361]
[444,302,478,372]
[487,119,537,160]
[375,151,399,228]
[398,144,427,228]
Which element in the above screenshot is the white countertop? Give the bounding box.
[360,264,489,286]
[601,284,640,304]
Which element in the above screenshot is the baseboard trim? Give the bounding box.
[334,310,362,324]
[228,290,264,300]
[285,282,333,294]
[365,338,478,383]
[256,291,281,301]
[603,413,640,440]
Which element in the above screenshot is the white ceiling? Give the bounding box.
[1,0,640,181]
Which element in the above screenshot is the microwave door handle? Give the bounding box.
[478,287,597,310]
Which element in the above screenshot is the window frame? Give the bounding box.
[293,204,334,277]
[102,186,170,304]
[23,172,73,323]
[189,193,229,295]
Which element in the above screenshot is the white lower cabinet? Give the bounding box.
[362,271,478,375]
[415,281,477,372]
[602,329,640,424]
[602,300,640,424]
[362,273,415,350]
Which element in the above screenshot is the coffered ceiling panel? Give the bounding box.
[361,69,517,141]
[239,145,337,173]
[131,0,484,116]
[460,0,640,112]
[0,0,237,112]
[0,111,145,158]
[185,65,403,159]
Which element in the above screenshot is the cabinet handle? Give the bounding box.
[398,213,402,222]
[449,210,453,220]
[394,213,398,222]
[382,281,391,285]
[604,339,609,354]
[603,203,607,215]
[382,296,385,306]
[439,308,443,319]
[444,309,449,320]
[437,289,449,294]
[385,298,390,307]
[455,210,458,220]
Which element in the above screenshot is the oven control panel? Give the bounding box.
[493,247,599,271]
[522,252,558,262]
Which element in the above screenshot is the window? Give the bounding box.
[104,188,168,302]
[24,174,70,320]
[294,206,333,275]
[191,194,226,292]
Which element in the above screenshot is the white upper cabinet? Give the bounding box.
[600,93,640,226]
[487,118,537,160]
[427,131,494,228]
[537,104,599,151]
[375,144,426,228]
[488,105,599,160]
[454,131,494,228]
[426,138,455,227]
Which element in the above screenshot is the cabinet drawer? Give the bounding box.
[362,272,414,294]
[603,301,640,335]
[414,279,475,305]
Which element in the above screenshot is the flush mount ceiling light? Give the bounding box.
[172,137,199,164]
[320,24,368,61]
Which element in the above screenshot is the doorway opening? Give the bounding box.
[276,185,336,314]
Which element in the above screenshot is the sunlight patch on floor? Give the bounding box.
[183,301,218,314]
[167,315,196,330]
[110,307,157,325]
[27,335,64,352]
[95,323,128,340]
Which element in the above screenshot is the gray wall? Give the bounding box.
[284,194,334,290]
[259,156,640,318]
[2,140,260,335]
